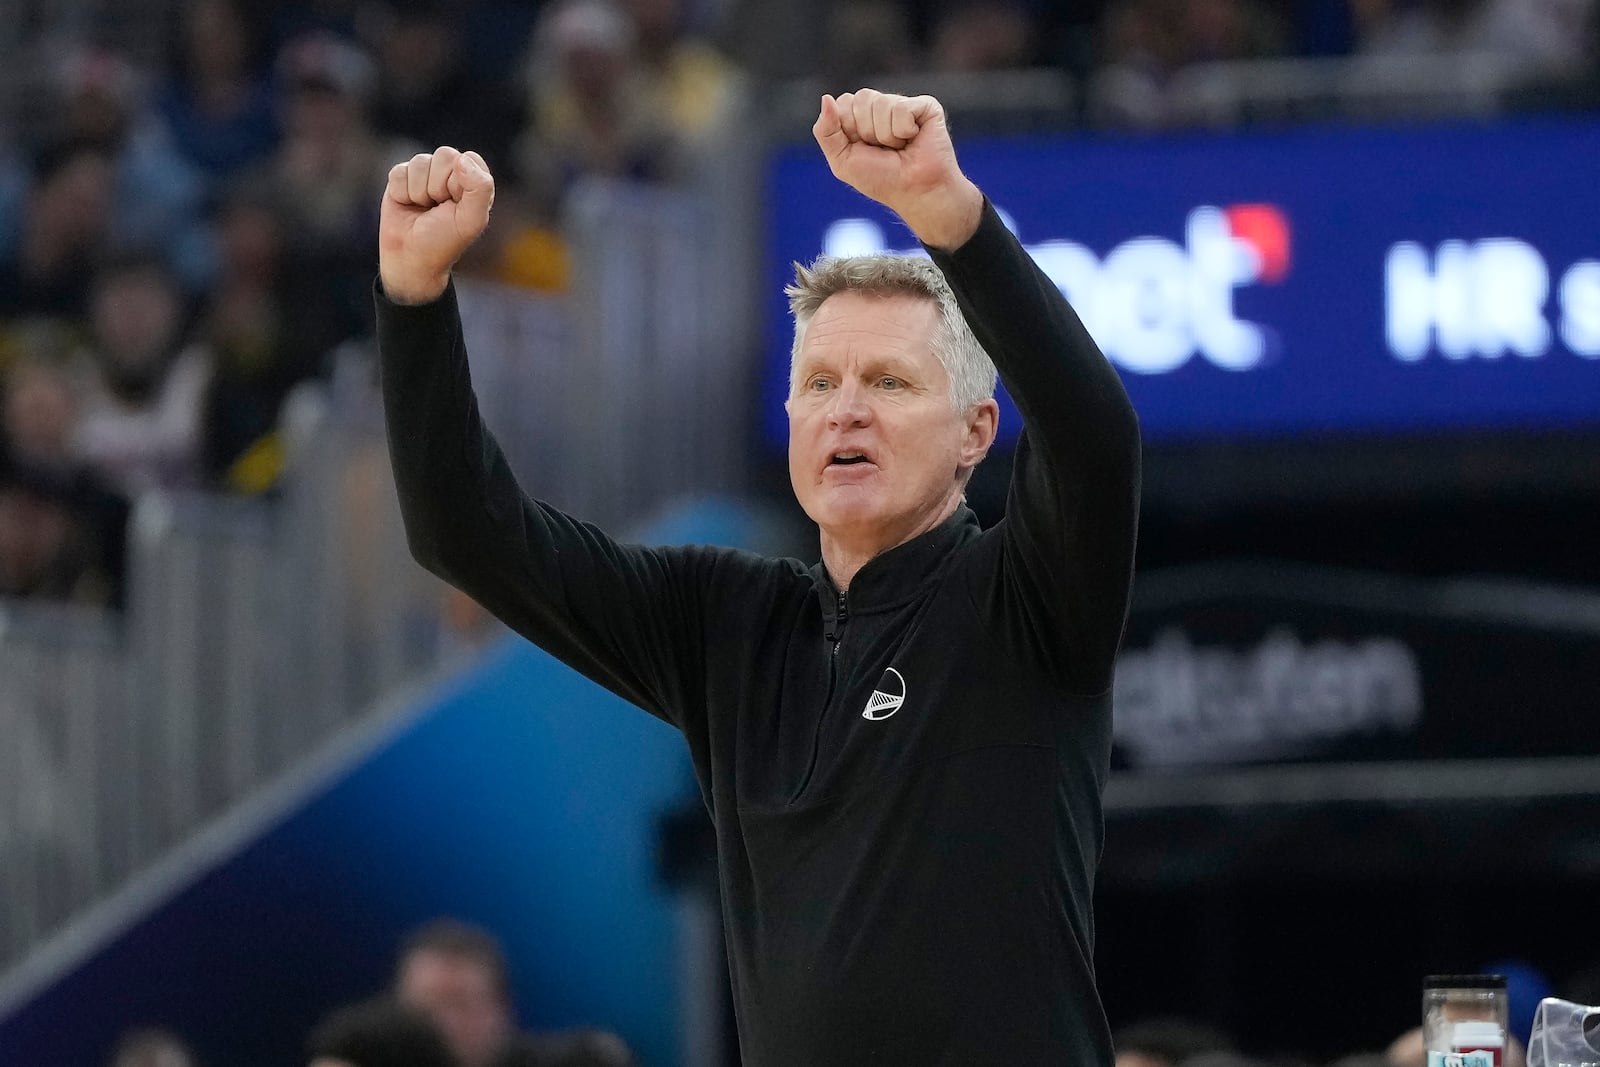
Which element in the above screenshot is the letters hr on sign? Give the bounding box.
[1386,240,1600,361]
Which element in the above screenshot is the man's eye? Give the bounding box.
[808,378,831,392]
[879,377,901,389]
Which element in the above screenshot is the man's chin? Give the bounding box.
[811,506,893,547]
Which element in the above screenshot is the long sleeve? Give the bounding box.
[927,200,1142,695]
[375,280,709,730]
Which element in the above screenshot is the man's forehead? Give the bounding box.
[801,291,941,356]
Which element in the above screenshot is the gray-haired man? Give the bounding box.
[376,88,1140,1066]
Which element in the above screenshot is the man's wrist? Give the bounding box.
[903,178,984,252]
[379,269,451,306]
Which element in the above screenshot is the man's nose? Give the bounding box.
[826,380,871,428]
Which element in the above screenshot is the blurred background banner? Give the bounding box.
[763,116,1600,446]
[1114,564,1600,768]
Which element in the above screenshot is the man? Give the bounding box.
[394,919,516,1067]
[377,89,1140,1065]
[394,918,632,1067]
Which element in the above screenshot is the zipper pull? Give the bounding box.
[825,590,847,646]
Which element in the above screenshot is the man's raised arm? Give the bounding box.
[376,147,509,586]
[373,148,707,727]
[816,90,1142,695]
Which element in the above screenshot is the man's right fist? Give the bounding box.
[378,147,495,305]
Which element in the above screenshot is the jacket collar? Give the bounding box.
[812,506,982,626]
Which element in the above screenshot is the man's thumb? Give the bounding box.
[813,94,849,163]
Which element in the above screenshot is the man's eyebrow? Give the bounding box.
[862,354,927,378]
[794,351,926,377]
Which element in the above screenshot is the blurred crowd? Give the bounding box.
[96,932,1600,1067]
[0,0,1596,613]
[106,916,636,1067]
[0,0,745,612]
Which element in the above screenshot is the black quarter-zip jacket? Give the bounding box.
[377,199,1142,1066]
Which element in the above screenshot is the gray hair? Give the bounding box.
[786,254,997,412]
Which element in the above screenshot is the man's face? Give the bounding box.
[787,290,995,555]
[396,950,510,1067]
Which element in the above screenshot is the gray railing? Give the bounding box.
[0,604,124,959]
[0,179,754,979]
[0,403,443,966]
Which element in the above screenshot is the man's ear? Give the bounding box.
[958,398,999,470]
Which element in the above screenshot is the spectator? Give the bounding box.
[195,184,331,493]
[815,0,924,91]
[394,918,517,1067]
[1355,0,1596,81]
[370,2,522,167]
[154,0,280,182]
[2,349,131,604]
[516,0,682,197]
[269,32,413,352]
[624,0,739,142]
[270,33,390,250]
[0,140,116,322]
[1089,0,1186,126]
[40,45,215,293]
[394,918,632,1067]
[73,256,210,497]
[0,455,116,606]
[308,998,457,1067]
[3,349,82,470]
[929,1,1043,71]
[1087,0,1287,127]
[108,1027,198,1067]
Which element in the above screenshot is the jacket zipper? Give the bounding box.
[789,590,847,803]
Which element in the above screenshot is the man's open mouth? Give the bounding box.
[829,450,874,467]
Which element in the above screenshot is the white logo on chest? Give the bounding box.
[862,667,907,721]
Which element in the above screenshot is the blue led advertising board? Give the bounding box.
[762,116,1600,447]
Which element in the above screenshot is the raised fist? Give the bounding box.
[378,147,495,305]
[812,89,982,250]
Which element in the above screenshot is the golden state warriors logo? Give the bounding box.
[862,668,906,721]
